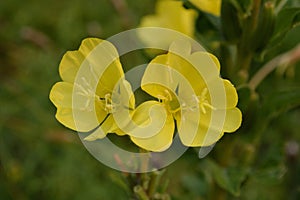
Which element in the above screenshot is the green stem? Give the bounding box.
[248,44,300,91]
[148,170,165,197]
[235,47,253,83]
[234,0,262,83]
[134,185,149,200]
[250,0,262,32]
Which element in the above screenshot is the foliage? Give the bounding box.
[1,0,300,199]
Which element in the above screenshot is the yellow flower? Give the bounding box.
[49,38,241,153]
[138,0,198,50]
[128,40,242,151]
[49,38,135,140]
[189,0,221,16]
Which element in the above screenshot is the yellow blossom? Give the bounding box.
[138,0,198,50]
[49,38,135,140]
[129,39,242,151]
[189,0,221,16]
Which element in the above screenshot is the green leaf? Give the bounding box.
[263,23,300,60]
[263,7,300,59]
[260,87,300,120]
[270,7,300,45]
[240,165,287,200]
[252,165,287,184]
[181,174,207,196]
[206,160,249,196]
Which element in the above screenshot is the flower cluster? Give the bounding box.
[50,38,242,152]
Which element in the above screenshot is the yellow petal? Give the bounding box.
[50,82,107,132]
[145,41,221,95]
[55,107,76,131]
[138,0,197,50]
[59,51,84,83]
[141,56,177,95]
[204,108,242,134]
[118,101,169,138]
[59,38,103,83]
[223,107,242,133]
[79,38,104,57]
[190,51,220,72]
[169,40,220,72]
[84,115,115,141]
[59,37,124,94]
[109,79,136,131]
[204,79,238,109]
[177,106,242,146]
[141,55,180,104]
[223,79,238,109]
[129,101,175,152]
[49,82,101,112]
[142,53,195,94]
[55,107,103,132]
[155,0,197,36]
[179,122,224,147]
[77,39,124,97]
[177,107,223,146]
[189,0,221,16]
[141,47,222,114]
[49,82,73,108]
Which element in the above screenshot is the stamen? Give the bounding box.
[81,77,90,88]
[101,93,122,114]
[203,102,216,110]
[198,88,215,114]
[75,83,89,96]
[74,82,99,111]
[84,99,91,110]
[104,93,112,113]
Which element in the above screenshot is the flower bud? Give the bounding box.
[250,1,276,51]
[221,0,242,43]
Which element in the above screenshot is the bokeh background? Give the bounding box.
[1,0,299,199]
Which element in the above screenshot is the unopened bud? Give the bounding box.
[250,1,276,51]
[221,0,242,43]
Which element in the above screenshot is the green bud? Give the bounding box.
[221,0,242,43]
[250,1,276,51]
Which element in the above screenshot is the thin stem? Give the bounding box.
[234,46,253,84]
[248,44,300,91]
[235,0,261,81]
[250,0,262,32]
[148,170,165,197]
[134,185,149,200]
[139,148,150,173]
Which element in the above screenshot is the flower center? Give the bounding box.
[197,88,215,114]
[157,89,181,114]
[180,88,215,114]
[75,77,128,114]
[156,88,215,115]
[99,93,121,114]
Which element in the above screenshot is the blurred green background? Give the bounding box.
[0,0,299,199]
